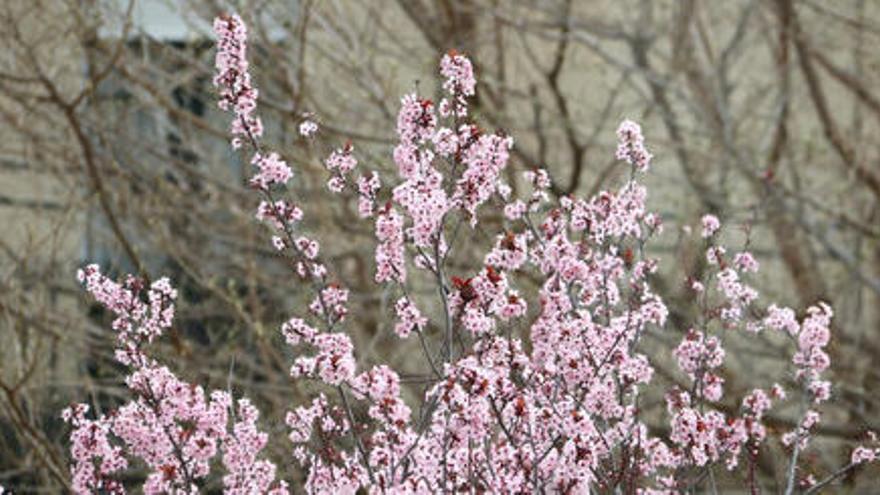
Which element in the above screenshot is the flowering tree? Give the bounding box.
[57,13,879,494]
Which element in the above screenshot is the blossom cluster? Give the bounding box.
[375,207,406,283]
[65,267,287,494]
[212,13,332,284]
[356,172,381,218]
[250,152,292,190]
[393,297,426,338]
[615,119,652,172]
[298,118,318,137]
[75,265,176,366]
[213,14,262,148]
[323,142,358,193]
[439,50,476,116]
[60,13,877,494]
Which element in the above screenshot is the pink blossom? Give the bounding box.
[356,172,380,218]
[325,144,358,174]
[852,446,877,464]
[715,267,758,320]
[706,245,726,265]
[432,127,458,157]
[375,207,406,283]
[256,200,303,229]
[76,265,177,366]
[504,199,527,220]
[299,119,318,137]
[734,251,760,273]
[485,231,529,271]
[281,317,318,346]
[327,176,345,193]
[454,132,514,225]
[765,304,800,335]
[393,297,426,338]
[213,14,261,148]
[524,168,551,189]
[222,399,288,494]
[793,303,833,380]
[63,404,128,494]
[294,236,319,260]
[289,332,356,385]
[440,51,476,116]
[310,284,349,323]
[701,214,721,238]
[615,119,652,171]
[250,152,292,190]
[322,143,358,195]
[396,94,436,145]
[675,330,724,376]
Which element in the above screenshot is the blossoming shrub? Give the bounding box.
[60,13,879,494]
